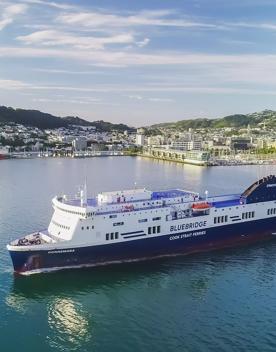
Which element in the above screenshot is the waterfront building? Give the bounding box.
[136,133,146,146]
[72,137,87,151]
[143,147,210,166]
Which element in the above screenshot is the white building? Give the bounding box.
[171,134,202,151]
[136,133,145,146]
[72,137,87,151]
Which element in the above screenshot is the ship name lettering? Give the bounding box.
[170,220,207,232]
[169,230,206,241]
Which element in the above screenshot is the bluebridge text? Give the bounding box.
[170,221,207,232]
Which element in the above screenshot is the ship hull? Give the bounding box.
[8,217,276,275]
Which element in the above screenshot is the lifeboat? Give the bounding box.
[192,202,211,212]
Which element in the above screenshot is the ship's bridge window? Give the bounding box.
[138,219,148,223]
[52,220,70,230]
[110,214,117,219]
[153,217,161,221]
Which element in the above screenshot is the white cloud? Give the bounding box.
[32,97,101,105]
[228,21,276,31]
[17,30,136,49]
[33,68,105,74]
[57,9,218,30]
[126,95,143,100]
[0,79,29,89]
[3,77,276,96]
[0,4,27,30]
[136,38,150,48]
[148,98,174,102]
[0,45,265,66]
[21,0,74,10]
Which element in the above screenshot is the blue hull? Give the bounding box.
[9,218,276,274]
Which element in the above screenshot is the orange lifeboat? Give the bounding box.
[192,202,211,211]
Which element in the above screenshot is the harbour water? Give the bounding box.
[1,157,276,352]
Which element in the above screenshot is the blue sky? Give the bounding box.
[1,0,276,126]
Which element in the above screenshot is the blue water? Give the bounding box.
[1,157,276,352]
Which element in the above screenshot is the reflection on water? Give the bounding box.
[4,240,276,352]
[47,297,92,350]
[5,292,28,314]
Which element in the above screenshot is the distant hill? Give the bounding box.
[0,106,133,132]
[150,110,276,130]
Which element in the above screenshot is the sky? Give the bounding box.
[2,0,276,126]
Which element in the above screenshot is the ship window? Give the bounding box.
[87,226,89,230]
[91,226,94,229]
[81,226,84,230]
[113,222,124,226]
[153,217,161,221]
[225,216,228,222]
[157,225,161,233]
[111,233,114,240]
[153,226,156,234]
[148,227,152,235]
[252,211,255,218]
[214,217,217,224]
[106,233,109,240]
[115,232,119,239]
[110,214,117,218]
[217,217,220,224]
[139,219,147,223]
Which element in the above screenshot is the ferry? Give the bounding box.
[7,175,276,275]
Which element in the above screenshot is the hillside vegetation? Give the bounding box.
[0,106,133,132]
[150,110,276,130]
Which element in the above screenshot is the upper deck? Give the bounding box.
[55,185,246,218]
[55,189,199,211]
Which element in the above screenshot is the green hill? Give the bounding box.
[0,106,133,132]
[150,110,276,130]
